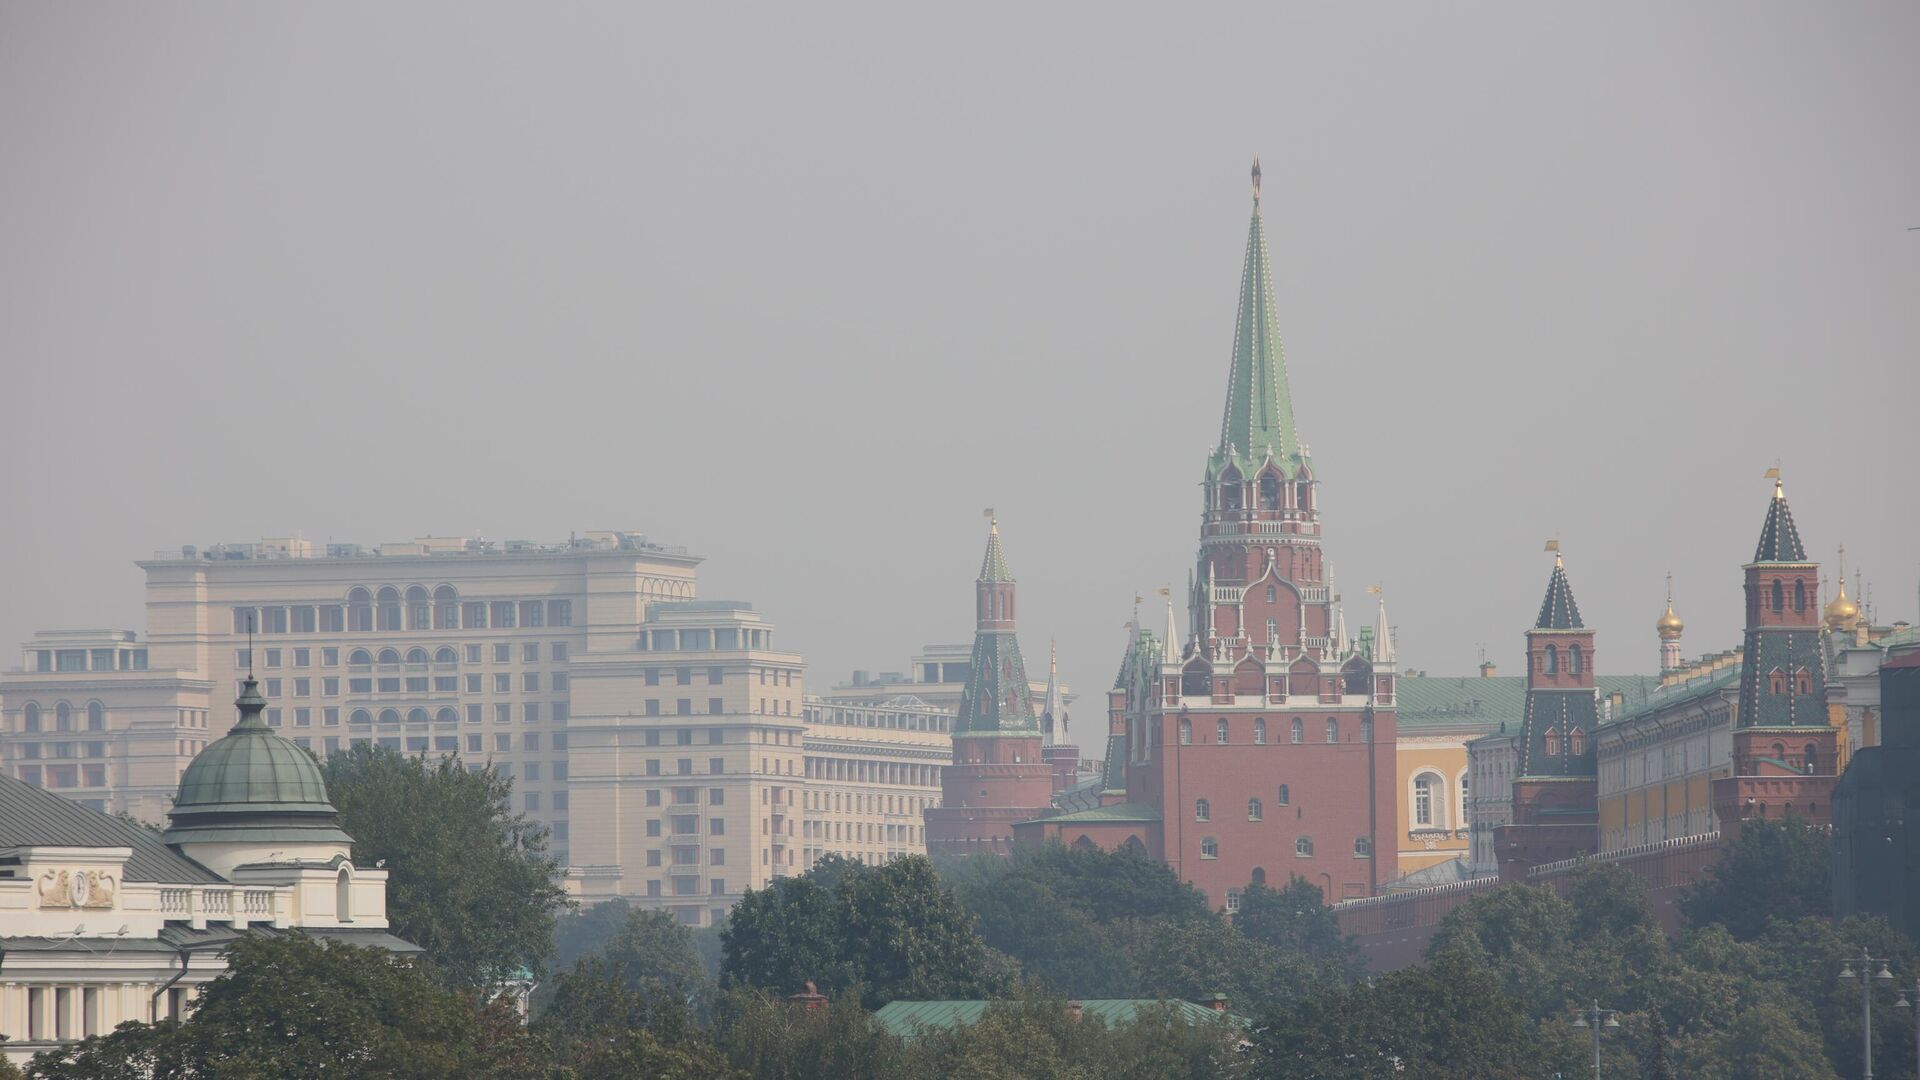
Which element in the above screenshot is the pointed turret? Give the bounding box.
[957,515,1039,736]
[1209,155,1303,480]
[1162,593,1181,665]
[1041,641,1067,746]
[1753,474,1807,563]
[1536,549,1585,630]
[1371,595,1394,664]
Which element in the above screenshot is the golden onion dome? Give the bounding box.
[1824,579,1860,630]
[1656,602,1685,640]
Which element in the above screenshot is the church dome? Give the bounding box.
[1656,602,1685,640]
[1824,582,1860,631]
[162,677,350,848]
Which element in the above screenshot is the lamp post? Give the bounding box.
[1570,999,1620,1079]
[1837,947,1896,1079]
[1896,979,1918,1080]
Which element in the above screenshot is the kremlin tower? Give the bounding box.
[1495,546,1602,878]
[923,517,1055,856]
[1711,473,1838,838]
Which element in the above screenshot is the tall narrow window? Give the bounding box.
[337,868,353,922]
[1291,718,1303,744]
[1195,798,1210,822]
[1771,580,1784,612]
[1414,775,1433,825]
[1247,798,1263,821]
[1569,727,1585,755]
[1794,580,1807,613]
[1253,718,1266,744]
[1217,718,1229,744]
[1325,718,1338,743]
[1179,718,1192,745]
[1543,645,1558,675]
[1544,729,1560,756]
[1569,645,1583,675]
[1277,783,1290,806]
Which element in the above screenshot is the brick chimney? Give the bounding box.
[786,980,828,1013]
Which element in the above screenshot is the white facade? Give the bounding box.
[801,697,952,867]
[1465,730,1519,876]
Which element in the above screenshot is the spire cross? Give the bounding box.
[983,507,997,535]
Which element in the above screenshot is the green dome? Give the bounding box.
[163,677,351,848]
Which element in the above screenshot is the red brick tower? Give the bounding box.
[1118,158,1398,905]
[1496,546,1602,880]
[924,517,1054,856]
[1712,474,1837,839]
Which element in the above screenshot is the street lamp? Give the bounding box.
[1837,947,1896,1080]
[1896,979,1918,1080]
[1570,1000,1621,1079]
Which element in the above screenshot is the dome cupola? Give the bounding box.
[162,675,350,875]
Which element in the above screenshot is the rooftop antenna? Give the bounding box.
[247,612,255,678]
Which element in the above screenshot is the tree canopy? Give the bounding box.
[321,745,571,989]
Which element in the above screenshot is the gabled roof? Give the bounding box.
[0,772,223,884]
[1535,558,1585,630]
[1752,479,1808,563]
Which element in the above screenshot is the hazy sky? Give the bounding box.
[3,3,1915,754]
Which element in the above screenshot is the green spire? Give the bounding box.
[1212,156,1303,477]
[980,515,1013,582]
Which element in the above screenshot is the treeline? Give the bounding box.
[21,746,1915,1079]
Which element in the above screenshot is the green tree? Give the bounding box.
[713,987,905,1080]
[1676,1003,1843,1080]
[534,958,735,1079]
[321,745,570,989]
[722,856,1012,1007]
[1232,877,1361,983]
[537,905,710,1015]
[1679,816,1832,939]
[1642,1010,1679,1080]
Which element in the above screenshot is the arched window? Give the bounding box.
[347,587,373,632]
[1569,727,1585,756]
[378,648,401,665]
[86,702,104,731]
[1544,729,1561,756]
[1414,774,1435,826]
[405,647,429,665]
[1325,718,1338,743]
[378,709,401,726]
[1251,867,1267,886]
[1794,580,1807,613]
[1355,836,1372,857]
[434,646,457,664]
[1277,783,1290,806]
[1804,744,1818,774]
[1795,669,1812,694]
[1543,645,1558,675]
[1460,774,1470,816]
[23,703,40,732]
[1217,719,1230,744]
[433,585,458,629]
[349,649,372,666]
[405,586,430,630]
[350,709,372,726]
[1253,718,1267,744]
[1200,836,1219,859]
[55,702,72,732]
[1291,718,1303,744]
[1568,645,1583,676]
[435,707,458,725]
[376,587,402,631]
[1772,741,1787,761]
[406,708,429,725]
[1195,798,1210,822]
[1248,798,1263,821]
[1771,580,1784,613]
[1769,669,1786,695]
[1295,837,1314,857]
[336,868,353,923]
[1259,475,1281,510]
[1266,584,1277,603]
[1179,718,1192,745]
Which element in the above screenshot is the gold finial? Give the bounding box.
[1545,538,1563,567]
[1657,572,1685,640]
[1764,466,1783,499]
[1366,584,1383,596]
[1050,639,1058,676]
[1251,154,1262,204]
[1825,544,1860,630]
[983,507,997,535]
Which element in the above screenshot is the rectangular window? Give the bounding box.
[676,667,692,686]
[708,697,724,715]
[265,679,283,697]
[523,642,540,663]
[523,673,541,692]
[494,674,512,693]
[321,647,339,666]
[495,703,513,723]
[236,649,253,671]
[646,759,661,776]
[321,676,339,696]
[405,677,428,693]
[673,787,698,805]
[466,705,483,724]
[435,676,458,692]
[295,678,311,696]
[553,702,570,724]
[646,790,662,806]
[292,607,317,633]
[647,822,663,838]
[295,708,312,727]
[554,792,569,811]
[324,707,340,726]
[647,880,661,897]
[552,672,570,693]
[524,702,541,723]
[349,677,372,694]
[677,699,691,716]
[467,734,482,753]
[645,668,661,686]
[406,736,428,753]
[321,607,345,633]
[520,601,544,628]
[677,758,692,775]
[435,736,458,752]
[465,644,482,664]
[525,792,541,812]
[643,699,660,717]
[709,758,725,775]
[677,729,693,746]
[494,733,512,751]
[233,608,255,634]
[491,601,516,629]
[524,732,542,751]
[89,648,115,671]
[265,649,282,668]
[710,729,724,745]
[709,818,726,835]
[524,762,541,781]
[263,608,288,634]
[465,674,482,693]
[377,677,400,693]
[548,599,572,626]
[714,628,739,650]
[551,641,569,661]
[294,647,311,667]
[553,762,568,781]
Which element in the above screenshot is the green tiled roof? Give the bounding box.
[162,677,351,848]
[873,998,1231,1038]
[980,526,1013,582]
[1752,482,1807,563]
[1026,801,1163,825]
[1613,664,1740,725]
[1535,560,1585,630]
[1397,674,1658,733]
[1209,173,1304,481]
